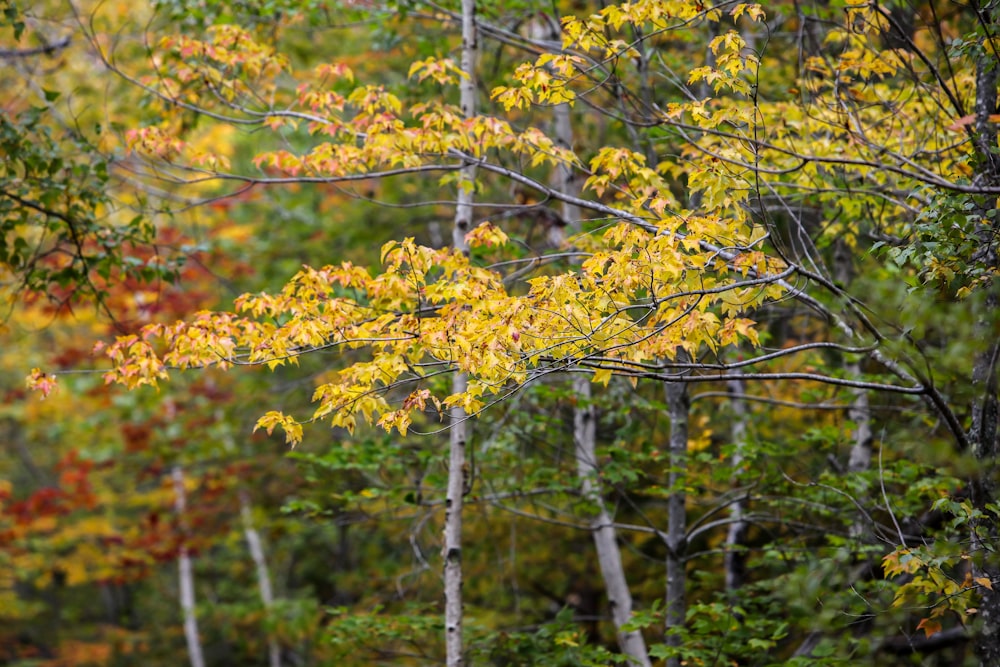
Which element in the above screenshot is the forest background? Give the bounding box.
[1,0,999,665]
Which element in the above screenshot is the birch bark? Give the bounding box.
[240,490,281,667]
[724,374,749,592]
[444,2,476,664]
[664,375,689,667]
[832,241,874,477]
[172,466,205,667]
[571,378,651,665]
[534,14,650,663]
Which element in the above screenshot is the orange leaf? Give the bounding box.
[26,368,58,399]
[948,114,1000,131]
[947,114,976,131]
[916,618,942,638]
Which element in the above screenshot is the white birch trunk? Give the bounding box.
[445,374,467,667]
[573,376,651,666]
[542,20,649,662]
[172,466,205,667]
[845,362,873,475]
[724,374,749,592]
[832,241,874,477]
[663,378,688,667]
[240,491,281,667]
[444,2,477,664]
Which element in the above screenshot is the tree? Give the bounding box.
[0,0,185,314]
[13,0,1000,664]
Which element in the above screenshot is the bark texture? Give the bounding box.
[832,243,872,487]
[445,2,477,663]
[846,369,873,474]
[664,376,689,667]
[572,376,651,666]
[724,374,749,592]
[970,11,1000,663]
[445,374,467,667]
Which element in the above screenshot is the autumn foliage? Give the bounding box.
[4,0,1000,665]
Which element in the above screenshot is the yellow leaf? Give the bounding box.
[554,632,579,647]
[466,221,509,248]
[254,411,302,447]
[592,368,613,386]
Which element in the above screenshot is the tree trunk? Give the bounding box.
[240,490,281,667]
[845,367,873,475]
[970,294,1000,665]
[445,2,477,664]
[664,375,689,667]
[445,374,467,667]
[970,10,1000,662]
[572,375,651,666]
[724,374,749,592]
[172,466,205,667]
[832,239,874,477]
[542,17,650,662]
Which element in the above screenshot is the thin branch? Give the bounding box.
[0,36,71,58]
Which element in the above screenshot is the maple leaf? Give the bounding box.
[254,411,303,447]
[26,368,58,399]
[465,221,509,248]
[915,618,942,638]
